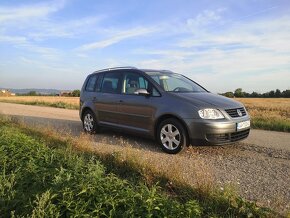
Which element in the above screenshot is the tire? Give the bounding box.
[82,110,99,134]
[157,118,188,154]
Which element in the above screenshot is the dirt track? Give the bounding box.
[1,102,290,214]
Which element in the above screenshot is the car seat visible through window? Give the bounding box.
[102,80,114,93]
[126,76,139,94]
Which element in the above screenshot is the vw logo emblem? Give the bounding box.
[237,109,243,117]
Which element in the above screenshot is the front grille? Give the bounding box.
[206,129,250,144]
[225,107,246,118]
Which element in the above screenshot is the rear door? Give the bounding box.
[96,71,123,125]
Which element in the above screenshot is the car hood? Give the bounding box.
[172,92,244,109]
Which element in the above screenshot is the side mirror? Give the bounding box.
[134,89,150,96]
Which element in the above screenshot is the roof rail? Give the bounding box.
[140,69,174,73]
[95,66,137,73]
[160,69,174,73]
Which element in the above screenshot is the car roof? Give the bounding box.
[91,67,174,75]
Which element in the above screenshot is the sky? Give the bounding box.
[0,0,290,93]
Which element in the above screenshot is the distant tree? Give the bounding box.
[269,90,275,98]
[222,92,234,98]
[262,92,270,98]
[275,89,281,98]
[72,89,80,97]
[282,89,290,98]
[243,92,251,98]
[221,88,289,98]
[250,92,260,98]
[27,91,37,96]
[234,88,244,97]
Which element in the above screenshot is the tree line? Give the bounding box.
[17,90,81,97]
[220,88,290,98]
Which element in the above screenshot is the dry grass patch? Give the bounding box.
[0,96,79,109]
[236,98,290,132]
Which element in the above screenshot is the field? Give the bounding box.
[0,96,79,109]
[0,116,270,217]
[237,98,290,132]
[0,96,289,132]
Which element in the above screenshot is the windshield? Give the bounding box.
[145,71,207,93]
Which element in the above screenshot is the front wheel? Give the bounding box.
[82,110,99,134]
[157,118,188,154]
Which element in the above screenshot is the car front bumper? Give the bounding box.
[184,116,251,145]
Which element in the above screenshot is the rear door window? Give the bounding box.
[101,72,122,94]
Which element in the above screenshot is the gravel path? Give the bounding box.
[184,144,290,212]
[1,102,289,214]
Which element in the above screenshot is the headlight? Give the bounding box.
[198,109,224,119]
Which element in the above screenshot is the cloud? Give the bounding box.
[178,16,290,52]
[0,0,65,23]
[0,32,61,59]
[78,27,158,51]
[185,8,226,31]
[28,16,104,40]
[0,35,27,44]
[21,44,61,59]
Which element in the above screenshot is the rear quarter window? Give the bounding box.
[85,74,98,92]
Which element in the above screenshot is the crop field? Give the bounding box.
[237,98,290,132]
[0,96,289,132]
[0,96,79,109]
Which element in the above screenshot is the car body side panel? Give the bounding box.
[118,94,156,131]
[95,93,122,125]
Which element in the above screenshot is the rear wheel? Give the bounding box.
[157,118,188,154]
[82,110,99,134]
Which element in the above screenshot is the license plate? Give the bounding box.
[237,120,250,130]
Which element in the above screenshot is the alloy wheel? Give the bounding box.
[83,113,94,132]
[160,124,181,150]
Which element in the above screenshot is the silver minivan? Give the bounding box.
[80,67,250,154]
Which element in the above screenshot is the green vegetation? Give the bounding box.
[72,89,81,97]
[17,90,58,96]
[16,89,81,97]
[0,99,79,110]
[251,117,290,132]
[221,88,290,98]
[0,116,271,217]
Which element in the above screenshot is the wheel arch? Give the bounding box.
[154,114,190,146]
[81,106,95,121]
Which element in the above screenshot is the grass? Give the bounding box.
[0,96,289,132]
[0,115,272,217]
[0,117,201,217]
